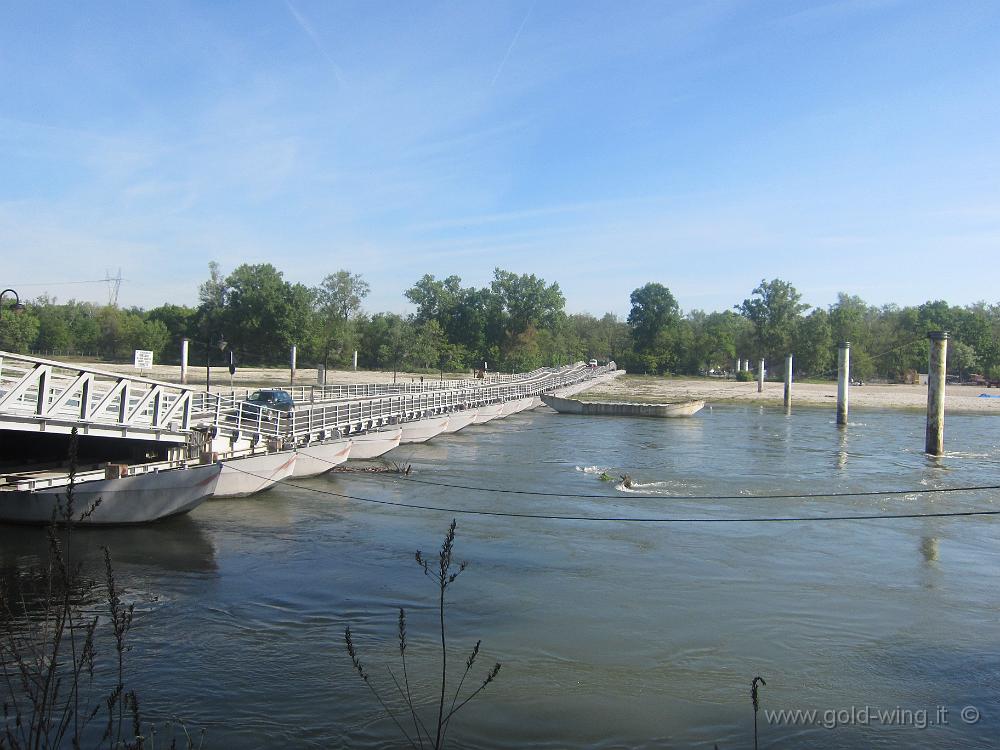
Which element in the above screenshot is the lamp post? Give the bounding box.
[205,335,227,392]
[0,290,26,350]
[0,289,26,319]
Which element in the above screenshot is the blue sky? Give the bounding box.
[2,1,999,317]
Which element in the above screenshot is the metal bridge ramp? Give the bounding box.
[0,351,193,443]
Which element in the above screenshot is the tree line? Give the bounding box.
[2,265,998,381]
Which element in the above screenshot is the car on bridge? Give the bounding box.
[240,389,295,418]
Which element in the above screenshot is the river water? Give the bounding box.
[2,403,999,748]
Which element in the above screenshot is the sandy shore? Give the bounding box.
[581,374,1000,415]
[61,360,1000,414]
[66,361,472,388]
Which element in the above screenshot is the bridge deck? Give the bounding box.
[0,351,613,450]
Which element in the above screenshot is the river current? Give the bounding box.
[2,403,999,748]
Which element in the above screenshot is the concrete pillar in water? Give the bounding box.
[290,345,297,387]
[180,338,189,384]
[353,350,358,371]
[837,341,850,426]
[757,359,764,393]
[925,331,949,455]
[784,354,793,411]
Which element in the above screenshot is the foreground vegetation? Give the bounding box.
[2,264,997,382]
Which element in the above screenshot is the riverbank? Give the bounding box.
[66,361,471,388]
[582,374,1000,414]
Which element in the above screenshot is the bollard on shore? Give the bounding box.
[758,359,764,393]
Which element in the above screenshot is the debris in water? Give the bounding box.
[332,464,412,474]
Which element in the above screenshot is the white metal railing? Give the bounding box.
[188,366,554,414]
[203,361,616,444]
[0,351,194,441]
[0,351,614,449]
[0,457,194,491]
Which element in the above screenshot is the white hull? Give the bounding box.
[214,451,298,497]
[0,464,222,525]
[441,409,477,433]
[472,403,503,424]
[500,397,535,417]
[541,394,705,418]
[349,428,403,459]
[399,415,450,444]
[292,439,352,478]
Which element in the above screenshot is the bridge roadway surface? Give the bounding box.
[0,351,614,450]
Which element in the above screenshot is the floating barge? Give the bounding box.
[541,394,705,418]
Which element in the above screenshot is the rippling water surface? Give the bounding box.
[3,403,1000,748]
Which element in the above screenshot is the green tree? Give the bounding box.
[195,261,227,341]
[146,303,197,363]
[33,298,73,355]
[627,282,680,355]
[737,278,809,365]
[409,319,447,370]
[406,274,462,326]
[948,340,980,379]
[313,270,369,368]
[0,307,40,353]
[64,301,102,355]
[222,264,313,363]
[489,269,565,344]
[794,308,833,377]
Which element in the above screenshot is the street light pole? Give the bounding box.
[205,335,227,393]
[0,290,26,351]
[0,289,26,318]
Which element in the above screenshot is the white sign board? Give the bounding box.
[134,350,154,369]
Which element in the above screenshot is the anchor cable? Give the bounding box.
[217,463,1000,524]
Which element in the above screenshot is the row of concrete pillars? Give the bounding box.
[178,339,360,390]
[744,331,950,456]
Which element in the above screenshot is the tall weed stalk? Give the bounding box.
[0,428,197,749]
[345,520,501,749]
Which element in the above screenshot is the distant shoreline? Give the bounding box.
[581,374,1000,415]
[64,361,1000,415]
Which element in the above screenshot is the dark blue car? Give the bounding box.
[241,389,295,417]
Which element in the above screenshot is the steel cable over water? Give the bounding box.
[218,462,1000,524]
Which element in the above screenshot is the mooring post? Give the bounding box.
[784,354,793,411]
[353,350,358,371]
[837,341,850,426]
[180,338,189,384]
[736,357,742,374]
[290,345,297,387]
[926,331,949,455]
[757,359,764,393]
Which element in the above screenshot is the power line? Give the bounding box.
[11,279,124,287]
